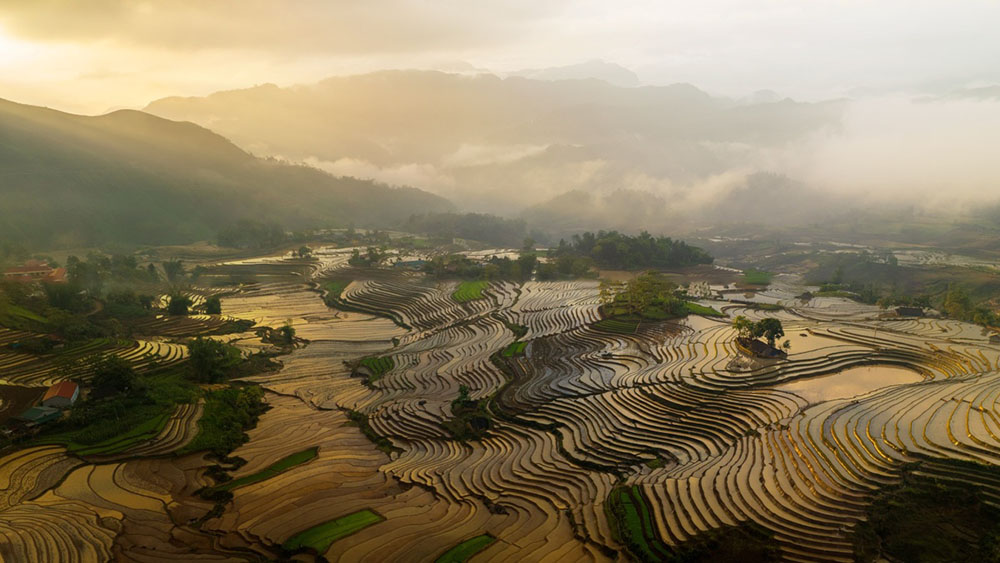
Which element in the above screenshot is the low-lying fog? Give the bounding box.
[144,75,1000,234]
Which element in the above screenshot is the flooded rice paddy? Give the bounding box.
[773,364,925,403]
[4,251,1000,562]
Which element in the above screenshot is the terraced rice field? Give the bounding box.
[5,249,1000,561]
[436,534,496,562]
[0,338,188,387]
[283,509,385,552]
[452,280,489,303]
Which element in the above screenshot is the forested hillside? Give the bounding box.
[0,98,451,248]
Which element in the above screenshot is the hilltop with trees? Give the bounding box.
[551,231,713,270]
[0,97,450,249]
[594,272,723,333]
[403,213,529,247]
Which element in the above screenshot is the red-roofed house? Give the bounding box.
[42,381,79,409]
[2,260,67,283]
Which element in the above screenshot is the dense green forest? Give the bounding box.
[0,98,450,249]
[403,213,530,247]
[551,231,713,269]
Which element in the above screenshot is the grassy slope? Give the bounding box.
[214,447,318,492]
[0,97,451,248]
[502,341,527,357]
[358,356,395,382]
[32,371,196,454]
[607,485,780,562]
[436,534,496,563]
[452,281,489,303]
[283,509,385,553]
[37,411,171,455]
[741,268,774,285]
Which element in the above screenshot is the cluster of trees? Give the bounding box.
[217,219,288,249]
[733,316,786,348]
[48,355,198,446]
[809,251,906,305]
[66,253,160,295]
[537,254,594,280]
[599,273,685,319]
[260,322,296,346]
[551,231,713,270]
[876,293,932,310]
[423,253,538,282]
[105,289,157,318]
[348,247,386,267]
[941,286,999,327]
[403,213,530,247]
[188,337,243,383]
[441,384,492,441]
[2,251,220,337]
[185,385,267,456]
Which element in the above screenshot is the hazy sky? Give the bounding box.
[2,1,1000,114]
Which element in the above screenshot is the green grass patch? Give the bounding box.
[502,341,527,357]
[50,411,170,455]
[594,317,640,334]
[283,509,384,553]
[357,356,394,382]
[741,268,774,285]
[682,302,724,317]
[607,486,673,562]
[493,313,528,339]
[4,305,49,323]
[32,371,197,454]
[213,447,318,492]
[321,279,350,302]
[436,534,496,563]
[452,280,488,303]
[608,485,780,562]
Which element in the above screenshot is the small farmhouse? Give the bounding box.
[2,260,67,283]
[41,381,80,409]
[15,406,61,427]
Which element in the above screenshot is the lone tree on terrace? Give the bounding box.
[754,318,785,347]
[733,316,785,348]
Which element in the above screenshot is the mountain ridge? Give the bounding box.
[0,98,451,248]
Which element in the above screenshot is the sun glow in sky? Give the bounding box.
[0,26,40,67]
[2,1,1000,114]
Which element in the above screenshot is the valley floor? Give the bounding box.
[4,248,1000,562]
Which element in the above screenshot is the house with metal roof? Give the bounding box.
[41,381,79,409]
[14,406,62,426]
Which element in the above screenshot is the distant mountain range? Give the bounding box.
[144,69,846,230]
[506,60,640,87]
[0,98,450,248]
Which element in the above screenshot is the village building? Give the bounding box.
[14,406,62,427]
[1,260,67,283]
[393,259,427,270]
[41,381,79,409]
